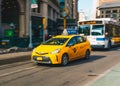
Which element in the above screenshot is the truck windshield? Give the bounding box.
[92,25,104,36]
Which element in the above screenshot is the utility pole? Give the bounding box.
[61,8,69,35]
[0,2,2,36]
[28,0,33,48]
[28,0,38,48]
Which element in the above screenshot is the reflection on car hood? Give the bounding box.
[35,45,63,53]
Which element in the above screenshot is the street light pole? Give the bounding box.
[0,3,1,27]
[61,8,69,35]
[63,17,66,30]
[28,0,33,48]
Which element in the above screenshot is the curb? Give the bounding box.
[0,46,32,65]
[0,47,32,54]
[0,54,31,65]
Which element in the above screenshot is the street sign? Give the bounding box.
[31,0,38,8]
[67,29,77,35]
[31,4,38,8]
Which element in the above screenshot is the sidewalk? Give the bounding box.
[0,47,32,65]
[87,63,120,86]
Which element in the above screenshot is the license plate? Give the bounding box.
[37,57,42,61]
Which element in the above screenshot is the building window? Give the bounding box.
[57,12,60,18]
[106,14,110,18]
[48,6,51,18]
[37,1,41,13]
[101,11,104,14]
[101,15,104,18]
[112,10,118,13]
[105,10,111,14]
[53,9,56,20]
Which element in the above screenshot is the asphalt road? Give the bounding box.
[0,47,120,86]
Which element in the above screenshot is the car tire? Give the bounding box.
[61,54,68,66]
[85,50,90,59]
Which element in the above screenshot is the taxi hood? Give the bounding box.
[34,45,64,53]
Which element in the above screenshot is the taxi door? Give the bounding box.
[76,36,86,58]
[66,37,79,60]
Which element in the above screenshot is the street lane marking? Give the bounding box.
[0,66,36,77]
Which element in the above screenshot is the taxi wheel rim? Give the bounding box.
[62,54,68,65]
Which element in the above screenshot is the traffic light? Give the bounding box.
[31,0,37,4]
[60,0,65,10]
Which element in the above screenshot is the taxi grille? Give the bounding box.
[33,56,50,62]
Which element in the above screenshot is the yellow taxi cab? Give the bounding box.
[31,35,91,65]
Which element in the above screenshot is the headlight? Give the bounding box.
[51,48,61,54]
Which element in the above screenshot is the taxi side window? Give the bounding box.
[67,37,77,46]
[76,36,86,43]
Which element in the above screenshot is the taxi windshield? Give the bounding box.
[42,38,69,45]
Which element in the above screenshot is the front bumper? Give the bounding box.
[91,45,104,49]
[32,54,61,64]
[32,56,52,64]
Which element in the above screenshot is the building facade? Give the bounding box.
[60,0,78,19]
[72,0,78,19]
[58,0,78,31]
[0,0,60,38]
[99,0,120,5]
[98,1,120,22]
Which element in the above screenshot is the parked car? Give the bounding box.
[31,35,91,66]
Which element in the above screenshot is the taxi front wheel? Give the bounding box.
[61,54,68,66]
